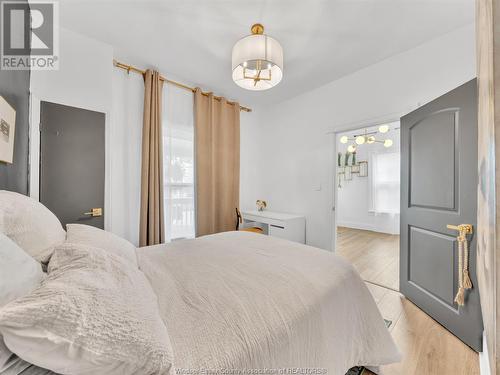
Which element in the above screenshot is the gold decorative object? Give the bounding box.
[251,23,264,35]
[256,200,267,211]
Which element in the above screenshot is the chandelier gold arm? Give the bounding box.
[243,66,272,83]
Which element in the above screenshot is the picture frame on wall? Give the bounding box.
[0,96,16,164]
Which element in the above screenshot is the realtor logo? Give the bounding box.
[1,1,59,70]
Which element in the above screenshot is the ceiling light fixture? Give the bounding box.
[340,125,395,151]
[384,139,393,148]
[378,124,390,133]
[355,136,366,145]
[232,23,284,91]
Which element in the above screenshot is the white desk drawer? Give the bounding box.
[244,214,285,228]
[269,223,287,239]
[241,210,306,244]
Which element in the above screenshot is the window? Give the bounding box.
[163,85,195,241]
[370,152,400,214]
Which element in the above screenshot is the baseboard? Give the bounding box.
[479,332,491,375]
[337,221,399,235]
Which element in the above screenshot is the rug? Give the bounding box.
[345,319,392,375]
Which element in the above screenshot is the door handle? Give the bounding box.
[83,208,102,217]
[446,224,473,236]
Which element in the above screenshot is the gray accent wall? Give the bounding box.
[0,0,31,194]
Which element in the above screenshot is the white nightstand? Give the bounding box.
[241,210,306,244]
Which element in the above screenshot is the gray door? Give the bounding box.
[400,79,483,351]
[40,101,105,229]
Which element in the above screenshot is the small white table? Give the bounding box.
[241,210,306,244]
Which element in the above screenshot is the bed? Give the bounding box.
[0,191,400,375]
[138,231,400,374]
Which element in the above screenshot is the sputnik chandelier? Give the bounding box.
[340,124,394,153]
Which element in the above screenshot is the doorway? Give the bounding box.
[335,122,400,291]
[332,80,483,353]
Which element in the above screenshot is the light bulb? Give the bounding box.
[347,145,356,153]
[340,136,348,144]
[379,124,390,133]
[384,139,393,148]
[355,136,365,145]
[367,136,375,144]
[243,61,248,68]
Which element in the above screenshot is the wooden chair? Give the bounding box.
[236,208,263,234]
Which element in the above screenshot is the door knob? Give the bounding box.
[83,208,102,217]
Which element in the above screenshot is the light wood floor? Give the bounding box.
[336,227,479,374]
[365,283,479,375]
[337,227,399,290]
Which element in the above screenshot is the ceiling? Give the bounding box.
[58,0,474,109]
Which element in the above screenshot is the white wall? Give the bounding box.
[336,125,400,235]
[29,27,252,245]
[240,24,476,251]
[30,28,113,114]
[109,69,144,244]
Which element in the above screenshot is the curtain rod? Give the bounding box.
[113,60,252,113]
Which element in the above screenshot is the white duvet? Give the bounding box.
[137,231,401,375]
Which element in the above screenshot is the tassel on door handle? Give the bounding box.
[447,224,473,306]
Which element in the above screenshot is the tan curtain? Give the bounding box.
[139,70,165,246]
[194,88,240,236]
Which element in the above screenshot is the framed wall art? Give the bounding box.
[0,96,16,163]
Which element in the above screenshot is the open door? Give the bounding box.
[400,79,483,351]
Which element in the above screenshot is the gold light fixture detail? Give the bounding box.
[251,23,264,35]
[341,125,395,151]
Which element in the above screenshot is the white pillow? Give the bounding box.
[0,191,66,262]
[0,243,173,375]
[66,224,138,266]
[0,234,45,371]
[0,234,45,307]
